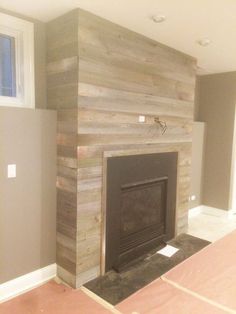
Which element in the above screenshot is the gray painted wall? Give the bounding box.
[0,107,56,283]
[190,121,206,208]
[194,76,200,121]
[198,72,236,210]
[0,9,55,284]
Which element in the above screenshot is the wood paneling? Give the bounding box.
[47,10,79,286]
[47,8,196,288]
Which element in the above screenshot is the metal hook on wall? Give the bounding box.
[154,117,167,135]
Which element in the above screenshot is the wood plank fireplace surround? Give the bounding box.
[46,9,196,288]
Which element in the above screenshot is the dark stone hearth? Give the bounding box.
[84,234,210,305]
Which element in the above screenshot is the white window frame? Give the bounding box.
[0,12,35,108]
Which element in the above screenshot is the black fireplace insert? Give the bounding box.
[105,152,178,272]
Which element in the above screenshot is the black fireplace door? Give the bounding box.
[105,152,177,272]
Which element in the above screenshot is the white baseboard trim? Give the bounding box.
[188,206,203,218]
[0,263,56,303]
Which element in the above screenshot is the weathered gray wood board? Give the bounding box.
[47,10,79,287]
[47,8,196,288]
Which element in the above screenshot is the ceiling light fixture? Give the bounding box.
[197,38,212,47]
[150,14,166,23]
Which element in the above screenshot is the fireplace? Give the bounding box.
[105,152,178,272]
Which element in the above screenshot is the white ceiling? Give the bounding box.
[1,0,236,74]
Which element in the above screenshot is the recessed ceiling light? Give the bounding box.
[150,14,166,23]
[197,38,212,47]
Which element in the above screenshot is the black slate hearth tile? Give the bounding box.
[84,233,210,305]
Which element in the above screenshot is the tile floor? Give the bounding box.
[187,205,236,242]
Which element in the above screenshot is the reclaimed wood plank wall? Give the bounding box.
[47,8,196,288]
[47,10,79,287]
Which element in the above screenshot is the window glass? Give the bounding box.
[0,34,16,97]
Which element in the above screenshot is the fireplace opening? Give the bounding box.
[105,152,178,272]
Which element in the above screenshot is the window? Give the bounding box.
[0,13,35,108]
[0,34,16,97]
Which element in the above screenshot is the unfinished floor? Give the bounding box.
[1,207,236,313]
[85,234,209,305]
[2,230,236,313]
